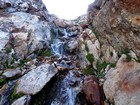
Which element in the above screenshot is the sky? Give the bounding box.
[42,0,94,20]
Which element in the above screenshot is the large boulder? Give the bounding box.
[104,55,140,105]
[87,0,140,56]
[16,64,58,95]
[83,76,101,105]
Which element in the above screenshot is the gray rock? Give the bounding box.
[66,39,78,53]
[0,0,50,59]
[12,95,31,105]
[16,64,58,95]
[2,69,21,78]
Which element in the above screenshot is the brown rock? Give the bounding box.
[104,54,140,105]
[87,0,140,56]
[83,76,102,105]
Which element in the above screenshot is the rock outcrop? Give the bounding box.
[88,0,140,56]
[16,64,58,95]
[104,55,140,105]
[0,0,51,60]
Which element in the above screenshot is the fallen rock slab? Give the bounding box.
[16,64,58,95]
[104,54,140,105]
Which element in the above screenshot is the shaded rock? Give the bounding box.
[65,39,78,53]
[88,0,140,56]
[12,95,31,105]
[104,54,140,105]
[0,81,15,105]
[2,69,21,78]
[16,64,58,95]
[0,53,8,70]
[83,76,101,105]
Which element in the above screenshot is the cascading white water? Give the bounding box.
[50,28,83,105]
[51,71,82,105]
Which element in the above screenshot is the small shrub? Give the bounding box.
[39,49,51,57]
[83,66,94,75]
[91,26,100,38]
[86,53,94,64]
[85,43,89,53]
[5,47,12,53]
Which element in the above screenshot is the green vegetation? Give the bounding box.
[10,84,24,101]
[50,29,56,43]
[18,58,30,68]
[86,53,94,64]
[5,47,12,53]
[83,65,94,75]
[38,49,52,57]
[0,76,6,85]
[91,26,100,38]
[85,43,89,53]
[122,49,132,62]
[96,61,109,79]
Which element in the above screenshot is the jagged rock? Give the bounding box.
[104,54,140,105]
[16,64,58,95]
[88,0,140,56]
[0,0,51,59]
[2,69,21,78]
[12,95,31,105]
[83,76,101,105]
[65,39,78,53]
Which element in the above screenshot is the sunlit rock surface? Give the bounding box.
[12,95,31,105]
[16,64,58,95]
[104,55,140,105]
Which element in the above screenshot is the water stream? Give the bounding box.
[49,28,83,105]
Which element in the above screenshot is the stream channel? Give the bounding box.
[31,28,84,105]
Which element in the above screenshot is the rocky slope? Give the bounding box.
[0,0,140,105]
[86,0,140,105]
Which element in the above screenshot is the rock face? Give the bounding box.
[104,55,140,105]
[0,0,51,59]
[87,0,140,56]
[12,95,31,105]
[16,64,58,95]
[83,76,101,105]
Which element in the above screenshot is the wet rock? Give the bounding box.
[104,54,140,105]
[12,95,31,105]
[2,69,21,78]
[83,76,101,105]
[16,64,58,95]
